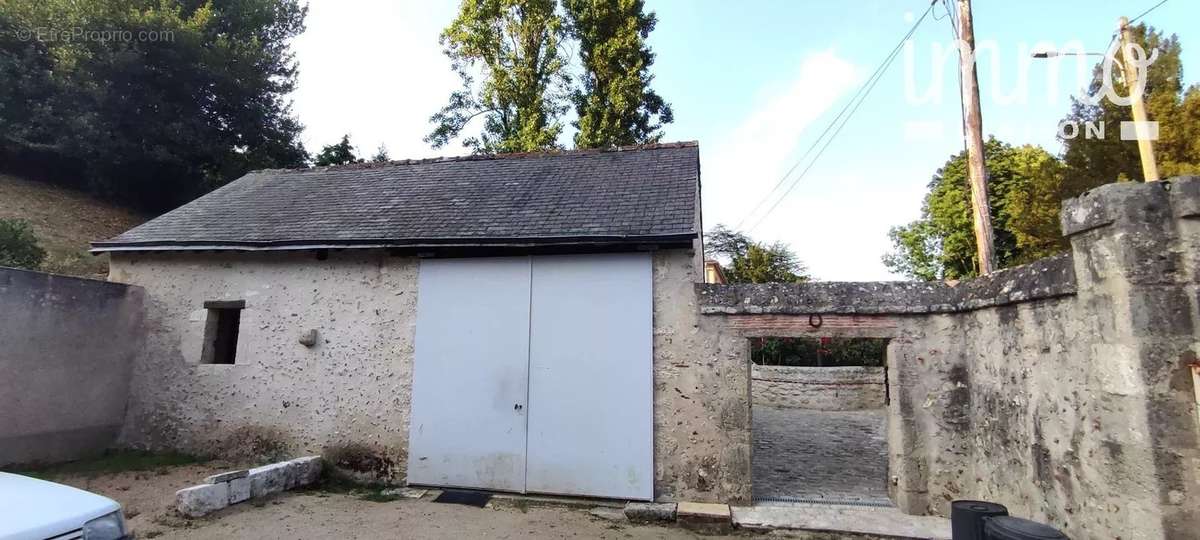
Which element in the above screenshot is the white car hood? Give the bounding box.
[0,472,120,540]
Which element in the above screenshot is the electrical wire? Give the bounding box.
[944,0,959,40]
[737,0,939,232]
[1129,0,1168,23]
[943,0,967,152]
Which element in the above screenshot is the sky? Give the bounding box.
[290,0,1200,281]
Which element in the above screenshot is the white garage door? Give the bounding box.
[406,253,653,500]
[526,254,653,499]
[406,257,532,492]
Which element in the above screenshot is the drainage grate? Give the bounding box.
[752,495,894,508]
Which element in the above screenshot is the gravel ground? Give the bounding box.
[44,463,799,539]
[145,491,763,540]
[36,460,244,538]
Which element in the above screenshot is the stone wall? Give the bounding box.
[107,248,750,503]
[751,365,885,410]
[0,268,144,466]
[108,250,419,478]
[696,177,1200,539]
[652,249,751,504]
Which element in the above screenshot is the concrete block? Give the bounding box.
[176,483,229,517]
[677,501,732,534]
[249,462,290,497]
[288,455,323,487]
[205,469,249,484]
[228,477,251,504]
[624,502,677,522]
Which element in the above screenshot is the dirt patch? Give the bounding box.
[27,459,784,539]
[147,490,771,540]
[27,456,798,539]
[37,460,242,538]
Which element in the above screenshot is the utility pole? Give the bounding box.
[1119,16,1160,182]
[955,0,995,275]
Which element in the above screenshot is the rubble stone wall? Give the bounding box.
[107,248,753,503]
[751,365,886,410]
[697,177,1200,539]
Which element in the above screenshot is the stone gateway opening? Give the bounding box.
[750,337,890,506]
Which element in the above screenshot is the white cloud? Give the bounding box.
[701,50,927,281]
[290,0,459,160]
[703,50,858,228]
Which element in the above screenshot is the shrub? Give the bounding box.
[0,219,46,270]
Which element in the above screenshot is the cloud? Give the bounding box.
[702,50,860,231]
[290,0,460,159]
[701,50,930,281]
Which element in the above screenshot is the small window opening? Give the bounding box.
[202,300,244,365]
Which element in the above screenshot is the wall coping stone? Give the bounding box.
[1062,175,1200,235]
[1167,176,1200,218]
[697,253,1075,315]
[0,266,139,295]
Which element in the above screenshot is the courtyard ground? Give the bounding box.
[752,407,889,505]
[19,453,808,539]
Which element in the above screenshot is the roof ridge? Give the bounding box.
[255,140,699,175]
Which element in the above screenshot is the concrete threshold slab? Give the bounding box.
[487,492,626,509]
[732,503,951,540]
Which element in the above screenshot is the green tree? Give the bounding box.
[884,139,1066,281]
[1061,23,1200,188]
[563,0,672,148]
[888,24,1200,282]
[370,144,390,163]
[751,337,887,367]
[426,0,569,154]
[704,224,810,283]
[0,218,46,270]
[314,135,361,166]
[0,0,309,211]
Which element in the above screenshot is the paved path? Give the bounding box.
[752,406,890,505]
[732,503,951,539]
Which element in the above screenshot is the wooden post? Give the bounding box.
[1119,16,1161,182]
[956,0,995,275]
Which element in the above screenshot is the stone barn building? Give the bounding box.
[90,141,1200,538]
[93,142,752,503]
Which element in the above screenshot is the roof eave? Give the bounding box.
[90,233,698,254]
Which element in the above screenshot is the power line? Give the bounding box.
[1130,0,1168,23]
[738,0,938,232]
[943,0,959,40]
[730,23,916,230]
[944,0,967,152]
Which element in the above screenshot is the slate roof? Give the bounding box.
[92,142,700,253]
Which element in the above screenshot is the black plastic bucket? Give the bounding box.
[951,500,1009,540]
[983,516,1069,539]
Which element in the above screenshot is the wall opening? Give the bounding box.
[750,336,891,507]
[751,336,887,367]
[201,300,244,365]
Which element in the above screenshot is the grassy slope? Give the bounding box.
[0,173,146,278]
